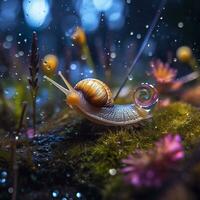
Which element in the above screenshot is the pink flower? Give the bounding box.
[121,134,184,187]
[150,60,177,84]
[156,134,184,162]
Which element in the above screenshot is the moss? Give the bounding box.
[58,128,159,194]
[71,103,200,177]
[145,102,200,149]
[85,130,154,178]
[55,102,200,198]
[2,101,200,199]
[102,176,134,200]
[151,103,193,133]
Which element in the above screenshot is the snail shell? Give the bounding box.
[75,78,113,107]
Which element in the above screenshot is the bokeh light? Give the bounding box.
[92,0,113,11]
[80,12,100,32]
[105,0,125,30]
[69,62,81,83]
[176,46,193,63]
[23,0,51,28]
[77,0,100,32]
[62,15,80,37]
[74,0,124,32]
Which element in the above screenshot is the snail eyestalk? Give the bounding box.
[58,71,74,91]
[43,75,69,96]
[44,74,80,107]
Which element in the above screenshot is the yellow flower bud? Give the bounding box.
[71,27,86,45]
[42,54,58,76]
[176,46,192,63]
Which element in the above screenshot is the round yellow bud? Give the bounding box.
[42,54,58,75]
[176,46,192,63]
[71,27,86,45]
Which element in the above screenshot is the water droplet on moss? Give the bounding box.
[109,168,117,176]
[52,190,59,198]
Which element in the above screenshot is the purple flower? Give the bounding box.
[121,134,184,188]
[25,128,35,139]
[122,150,159,187]
[155,134,184,162]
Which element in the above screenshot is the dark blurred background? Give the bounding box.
[0,0,199,81]
[0,0,199,118]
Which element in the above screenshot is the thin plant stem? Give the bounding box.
[82,43,95,73]
[28,32,39,135]
[114,0,167,100]
[11,102,27,200]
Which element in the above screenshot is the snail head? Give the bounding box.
[44,71,80,107]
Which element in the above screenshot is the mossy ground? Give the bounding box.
[51,102,200,199]
[66,102,200,172]
[1,102,200,199]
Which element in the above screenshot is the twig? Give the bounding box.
[114,0,167,100]
[28,32,39,135]
[177,71,199,84]
[11,102,27,200]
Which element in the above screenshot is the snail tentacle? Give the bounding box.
[43,75,69,96]
[58,71,74,92]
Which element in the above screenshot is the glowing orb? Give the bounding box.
[176,46,192,63]
[93,0,113,11]
[42,54,58,75]
[23,0,50,28]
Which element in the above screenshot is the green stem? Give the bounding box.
[82,43,96,76]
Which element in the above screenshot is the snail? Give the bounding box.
[43,71,158,126]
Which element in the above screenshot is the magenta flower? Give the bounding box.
[121,134,184,187]
[122,150,158,187]
[155,134,184,162]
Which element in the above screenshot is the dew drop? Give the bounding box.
[128,74,133,81]
[76,192,82,198]
[70,63,77,70]
[6,35,13,42]
[52,190,59,198]
[136,34,141,39]
[110,52,116,59]
[178,22,184,28]
[8,187,13,194]
[109,168,117,176]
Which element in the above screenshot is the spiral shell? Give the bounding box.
[133,83,158,109]
[75,78,113,107]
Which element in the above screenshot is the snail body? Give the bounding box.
[44,72,158,126]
